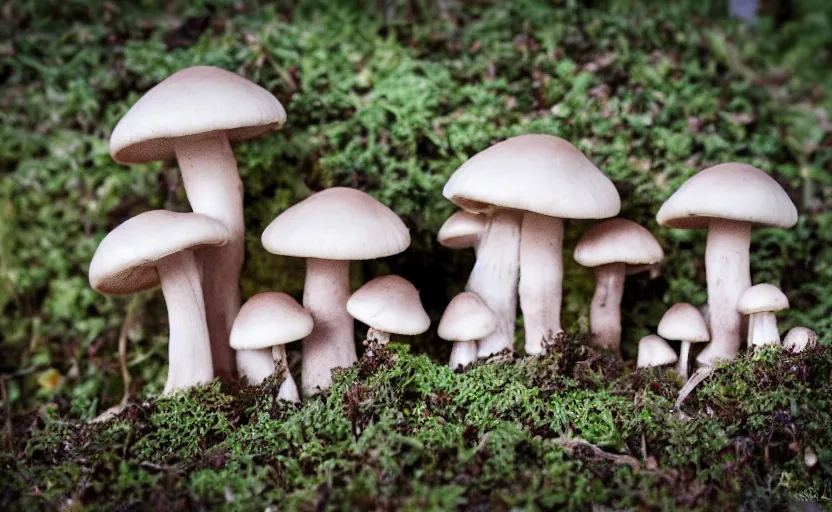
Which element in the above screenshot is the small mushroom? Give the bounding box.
[89,211,230,394]
[636,335,678,369]
[438,292,497,369]
[438,210,488,254]
[229,293,312,402]
[657,303,710,380]
[573,219,664,354]
[783,327,817,353]
[347,275,430,345]
[737,284,789,348]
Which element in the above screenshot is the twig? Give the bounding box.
[553,436,641,470]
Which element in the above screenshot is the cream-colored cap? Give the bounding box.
[262,188,410,260]
[110,66,286,163]
[443,134,620,219]
[437,292,497,342]
[347,275,430,335]
[89,210,229,295]
[573,218,664,267]
[737,283,789,314]
[437,211,487,249]
[657,303,710,343]
[656,163,798,229]
[782,327,817,353]
[229,292,313,350]
[636,335,678,368]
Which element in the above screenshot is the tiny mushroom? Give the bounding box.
[636,335,679,370]
[229,292,313,402]
[262,188,410,396]
[110,66,287,382]
[443,134,620,357]
[573,218,664,354]
[89,211,230,394]
[347,275,431,345]
[783,327,817,353]
[657,163,797,365]
[657,303,710,380]
[737,283,789,348]
[438,292,497,369]
[437,210,488,254]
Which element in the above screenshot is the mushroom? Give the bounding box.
[573,219,664,354]
[89,211,230,393]
[443,134,620,357]
[109,66,287,383]
[437,210,488,255]
[636,335,678,370]
[737,283,789,348]
[783,327,817,353]
[438,292,497,369]
[229,292,312,402]
[261,188,410,395]
[656,163,797,365]
[347,275,430,345]
[657,303,710,380]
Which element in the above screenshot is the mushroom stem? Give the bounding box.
[272,345,299,403]
[157,250,214,394]
[697,219,751,365]
[301,258,356,396]
[519,212,564,354]
[748,312,779,347]
[589,262,626,353]
[678,342,691,381]
[449,340,478,369]
[466,210,521,358]
[367,327,391,345]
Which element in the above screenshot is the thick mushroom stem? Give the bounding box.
[301,258,355,396]
[519,212,564,354]
[449,341,478,369]
[697,219,751,365]
[748,313,779,347]
[367,327,391,345]
[678,342,691,381]
[466,210,522,358]
[589,262,626,353]
[272,345,299,403]
[157,251,214,394]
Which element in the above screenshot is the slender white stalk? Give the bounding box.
[236,352,275,386]
[466,210,521,358]
[157,251,214,394]
[449,340,478,369]
[301,258,355,396]
[678,341,691,381]
[748,312,779,347]
[697,219,751,365]
[589,262,626,353]
[367,327,391,345]
[519,213,564,355]
[272,345,299,403]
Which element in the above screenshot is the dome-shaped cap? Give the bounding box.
[573,218,664,267]
[110,66,286,163]
[230,292,313,350]
[636,335,678,368]
[437,211,487,250]
[437,292,497,342]
[656,163,798,229]
[89,211,229,295]
[657,303,710,343]
[443,134,620,219]
[347,275,430,335]
[782,327,817,353]
[737,283,789,314]
[262,188,410,260]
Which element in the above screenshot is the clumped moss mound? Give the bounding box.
[2,341,831,509]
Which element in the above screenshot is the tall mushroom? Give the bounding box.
[573,219,664,354]
[656,163,797,365]
[229,292,313,402]
[636,335,678,370]
[89,211,230,393]
[443,134,620,357]
[657,303,710,380]
[109,66,287,382]
[347,275,430,345]
[438,211,488,255]
[438,292,497,369]
[261,188,410,396]
[737,283,789,348]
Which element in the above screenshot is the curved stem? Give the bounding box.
[157,251,214,394]
[678,341,691,381]
[449,340,478,369]
[301,258,355,396]
[519,213,564,355]
[589,262,626,354]
[272,345,299,402]
[748,312,779,347]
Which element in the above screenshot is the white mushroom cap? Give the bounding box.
[656,163,798,229]
[347,275,430,335]
[110,66,287,163]
[437,211,487,249]
[443,134,620,219]
[657,303,710,343]
[573,218,664,267]
[737,284,789,314]
[89,211,230,295]
[262,188,410,260]
[229,293,313,350]
[782,327,817,352]
[437,292,497,342]
[636,335,679,368]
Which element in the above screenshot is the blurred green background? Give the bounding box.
[1,0,830,416]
